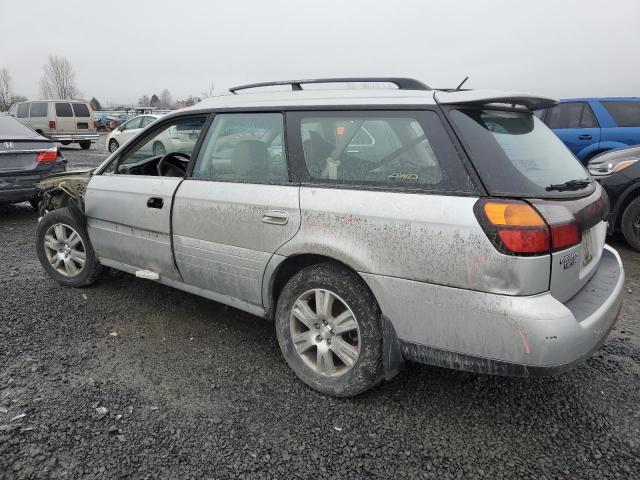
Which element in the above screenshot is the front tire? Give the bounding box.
[108,139,119,153]
[621,197,640,251]
[275,263,383,397]
[35,208,104,287]
[79,140,91,150]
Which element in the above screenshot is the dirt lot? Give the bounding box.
[1,135,640,479]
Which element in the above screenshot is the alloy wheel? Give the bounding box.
[43,223,86,277]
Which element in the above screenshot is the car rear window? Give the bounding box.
[72,103,90,117]
[291,110,474,192]
[602,101,640,127]
[55,103,73,117]
[0,115,37,136]
[545,102,598,129]
[16,103,29,118]
[450,108,593,198]
[29,102,48,117]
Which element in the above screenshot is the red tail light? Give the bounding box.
[49,120,56,129]
[474,199,581,256]
[36,148,58,163]
[93,121,97,129]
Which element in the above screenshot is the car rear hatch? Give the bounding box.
[440,91,609,301]
[71,103,96,132]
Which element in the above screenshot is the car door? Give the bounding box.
[54,102,75,133]
[114,117,143,146]
[84,115,207,280]
[172,112,301,306]
[545,101,600,162]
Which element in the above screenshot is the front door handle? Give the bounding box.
[579,134,592,140]
[262,210,289,225]
[146,197,163,209]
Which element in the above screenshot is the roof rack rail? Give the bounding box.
[229,77,430,94]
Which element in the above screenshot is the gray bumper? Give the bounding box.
[362,245,624,375]
[49,133,99,142]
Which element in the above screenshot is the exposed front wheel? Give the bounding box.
[621,197,640,251]
[35,208,104,287]
[275,263,383,397]
[108,139,119,153]
[79,140,91,150]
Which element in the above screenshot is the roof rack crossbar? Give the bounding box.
[229,77,430,94]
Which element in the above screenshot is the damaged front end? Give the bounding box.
[37,169,92,223]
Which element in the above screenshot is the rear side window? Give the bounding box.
[17,103,29,118]
[29,102,48,117]
[192,113,288,183]
[55,103,73,117]
[602,101,640,127]
[291,110,473,191]
[545,102,598,129]
[450,109,593,198]
[72,103,90,117]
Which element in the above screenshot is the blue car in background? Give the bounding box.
[538,98,640,164]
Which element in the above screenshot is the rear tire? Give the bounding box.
[35,208,104,287]
[275,262,383,397]
[60,141,71,146]
[79,141,91,150]
[108,139,119,153]
[621,197,640,251]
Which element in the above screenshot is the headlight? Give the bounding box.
[588,158,639,176]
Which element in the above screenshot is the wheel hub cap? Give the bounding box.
[43,223,86,277]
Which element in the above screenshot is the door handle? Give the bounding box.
[146,197,163,209]
[579,134,592,140]
[262,210,289,225]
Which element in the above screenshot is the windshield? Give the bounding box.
[450,108,593,198]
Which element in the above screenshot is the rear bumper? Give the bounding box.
[49,133,99,142]
[0,161,67,204]
[362,245,625,376]
[0,187,39,203]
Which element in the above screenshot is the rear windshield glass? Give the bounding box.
[55,103,73,117]
[29,102,48,117]
[72,103,90,117]
[0,115,37,136]
[450,108,593,198]
[602,101,640,127]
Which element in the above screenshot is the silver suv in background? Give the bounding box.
[13,100,98,149]
[34,78,624,396]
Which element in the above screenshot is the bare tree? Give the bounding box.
[39,55,79,100]
[0,68,14,111]
[138,94,150,106]
[159,89,172,109]
[201,81,215,98]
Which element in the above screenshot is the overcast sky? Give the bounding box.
[1,0,639,105]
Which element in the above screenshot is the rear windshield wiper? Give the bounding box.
[545,178,592,192]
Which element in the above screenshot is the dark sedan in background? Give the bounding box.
[589,145,640,250]
[0,114,66,209]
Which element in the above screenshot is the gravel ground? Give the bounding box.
[1,135,640,479]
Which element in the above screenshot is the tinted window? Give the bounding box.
[450,109,593,198]
[117,118,205,172]
[545,102,598,129]
[0,115,38,136]
[292,110,472,191]
[122,117,141,130]
[602,101,640,127]
[29,102,48,117]
[17,103,29,118]
[55,103,73,117]
[72,103,90,117]
[193,113,288,183]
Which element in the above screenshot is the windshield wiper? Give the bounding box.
[545,178,592,192]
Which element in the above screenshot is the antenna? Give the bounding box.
[455,76,469,91]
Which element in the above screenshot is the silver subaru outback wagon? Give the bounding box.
[35,78,624,396]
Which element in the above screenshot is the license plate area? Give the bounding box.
[77,122,89,129]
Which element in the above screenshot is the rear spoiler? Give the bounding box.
[435,90,558,110]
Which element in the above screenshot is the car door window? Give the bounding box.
[546,102,598,129]
[71,103,90,117]
[55,103,73,117]
[29,102,48,117]
[122,117,141,130]
[112,117,206,176]
[192,113,288,183]
[602,101,640,127]
[16,103,29,118]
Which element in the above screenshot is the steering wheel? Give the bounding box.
[157,151,190,177]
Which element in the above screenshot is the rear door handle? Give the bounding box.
[262,210,289,225]
[579,134,592,140]
[146,197,163,209]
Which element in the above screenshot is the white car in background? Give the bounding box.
[107,114,160,153]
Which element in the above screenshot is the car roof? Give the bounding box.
[185,88,557,112]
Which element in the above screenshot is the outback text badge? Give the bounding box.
[560,251,578,270]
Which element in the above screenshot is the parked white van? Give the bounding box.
[13,100,99,149]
